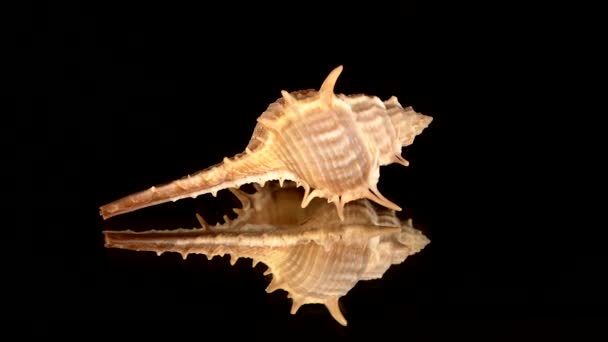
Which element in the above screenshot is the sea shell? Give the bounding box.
[104,181,430,326]
[100,66,433,220]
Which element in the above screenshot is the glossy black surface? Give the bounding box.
[28,2,602,338]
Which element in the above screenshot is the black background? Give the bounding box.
[27,1,603,339]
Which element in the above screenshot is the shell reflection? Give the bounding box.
[104,181,429,325]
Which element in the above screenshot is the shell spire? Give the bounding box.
[319,65,343,105]
[100,66,432,220]
[324,298,347,326]
[280,90,298,105]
